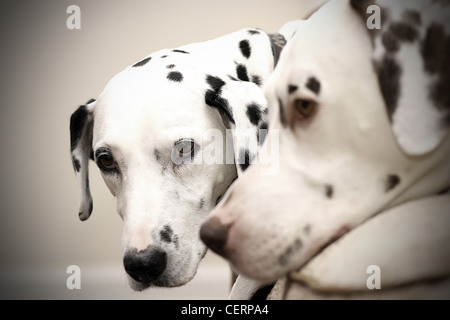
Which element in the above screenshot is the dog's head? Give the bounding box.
[69,28,280,290]
[200,0,450,283]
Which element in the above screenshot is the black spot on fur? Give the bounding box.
[70,103,91,152]
[422,24,445,74]
[166,64,175,69]
[167,71,183,82]
[325,184,333,198]
[205,75,235,124]
[72,156,81,172]
[132,57,151,67]
[251,75,262,86]
[247,29,260,35]
[236,64,249,82]
[238,149,251,172]
[377,56,401,120]
[278,238,302,266]
[379,10,421,53]
[172,49,189,54]
[250,283,275,300]
[160,225,173,243]
[350,0,387,31]
[246,103,262,125]
[382,32,400,52]
[154,149,161,161]
[278,98,287,126]
[402,9,421,26]
[160,55,167,58]
[421,24,450,118]
[206,75,226,92]
[205,90,235,125]
[228,75,239,81]
[288,85,298,94]
[269,33,287,66]
[389,22,419,43]
[385,174,400,192]
[306,77,321,95]
[239,39,251,58]
[258,122,268,146]
[349,0,375,17]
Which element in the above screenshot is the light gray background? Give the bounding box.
[0,0,324,299]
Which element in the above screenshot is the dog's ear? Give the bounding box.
[205,77,268,175]
[70,98,96,221]
[351,0,450,155]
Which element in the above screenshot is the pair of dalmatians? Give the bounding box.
[70,0,450,299]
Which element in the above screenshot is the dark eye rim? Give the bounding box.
[293,98,317,119]
[95,148,119,173]
[174,138,199,159]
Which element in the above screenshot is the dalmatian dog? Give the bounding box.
[200,0,450,298]
[69,21,307,297]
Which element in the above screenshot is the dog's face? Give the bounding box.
[201,0,450,283]
[70,28,277,290]
[94,68,238,289]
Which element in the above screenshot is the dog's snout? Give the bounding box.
[200,217,230,258]
[123,245,167,284]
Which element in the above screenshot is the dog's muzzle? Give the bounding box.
[123,245,167,284]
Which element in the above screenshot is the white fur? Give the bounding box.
[203,0,450,291]
[71,25,305,295]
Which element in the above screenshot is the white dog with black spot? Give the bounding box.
[201,0,450,298]
[70,22,305,297]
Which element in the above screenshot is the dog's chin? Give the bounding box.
[228,250,289,284]
[127,271,196,291]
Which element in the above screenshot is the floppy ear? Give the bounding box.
[205,77,268,175]
[351,0,450,155]
[70,98,96,221]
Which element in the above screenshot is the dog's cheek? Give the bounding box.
[99,172,121,197]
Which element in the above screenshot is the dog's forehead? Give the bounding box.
[281,0,372,89]
[93,66,209,137]
[268,0,394,157]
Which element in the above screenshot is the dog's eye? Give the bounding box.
[172,139,199,165]
[293,99,316,119]
[97,154,117,171]
[176,139,196,158]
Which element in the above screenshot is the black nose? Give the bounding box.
[200,217,229,258]
[123,245,167,284]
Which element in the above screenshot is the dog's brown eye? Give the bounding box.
[293,99,316,119]
[98,154,117,171]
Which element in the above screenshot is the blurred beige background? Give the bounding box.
[0,0,324,299]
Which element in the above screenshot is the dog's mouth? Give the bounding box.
[127,272,189,291]
[126,265,198,291]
